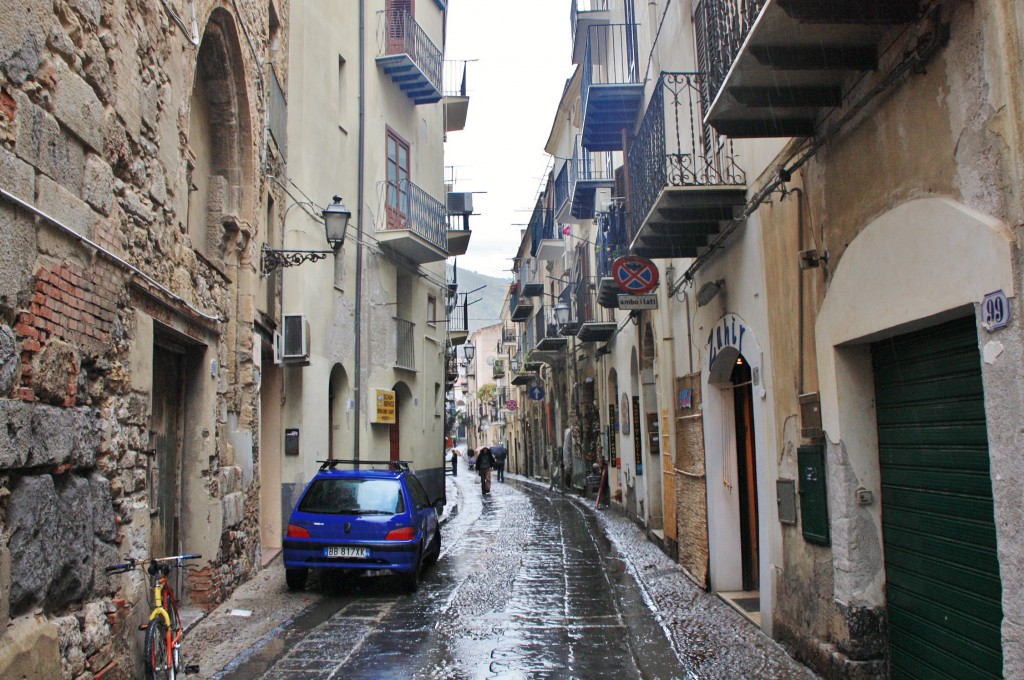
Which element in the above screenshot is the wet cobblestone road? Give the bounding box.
[219,478,687,679]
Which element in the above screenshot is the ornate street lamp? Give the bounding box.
[509,355,521,372]
[463,342,476,362]
[261,196,352,274]
[554,301,572,327]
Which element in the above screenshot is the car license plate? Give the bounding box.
[325,546,368,559]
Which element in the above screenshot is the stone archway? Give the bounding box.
[187,8,255,261]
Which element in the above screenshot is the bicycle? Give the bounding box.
[106,553,202,679]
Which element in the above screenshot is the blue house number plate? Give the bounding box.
[982,290,1009,331]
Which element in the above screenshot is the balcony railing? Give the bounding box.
[697,0,764,110]
[627,72,745,245]
[448,295,469,335]
[581,23,643,151]
[553,161,570,221]
[529,204,559,258]
[383,179,448,252]
[376,10,443,104]
[510,282,534,323]
[570,135,615,220]
[395,317,415,370]
[571,0,610,45]
[596,206,629,281]
[443,60,470,132]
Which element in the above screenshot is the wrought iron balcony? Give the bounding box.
[376,10,443,105]
[379,179,448,263]
[509,282,534,323]
[571,276,617,343]
[443,60,470,132]
[571,0,610,65]
[502,325,518,346]
[597,206,628,308]
[699,0,922,137]
[395,317,415,370]
[570,135,615,220]
[520,258,545,298]
[627,72,747,260]
[581,23,643,152]
[534,307,567,353]
[448,295,469,346]
[492,359,505,379]
[529,203,563,261]
[553,161,571,223]
[446,190,473,257]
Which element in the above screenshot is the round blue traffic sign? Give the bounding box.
[612,256,659,294]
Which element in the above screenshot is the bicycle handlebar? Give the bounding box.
[105,554,202,574]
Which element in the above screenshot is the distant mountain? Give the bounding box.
[448,266,511,333]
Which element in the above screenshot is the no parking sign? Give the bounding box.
[612,256,659,295]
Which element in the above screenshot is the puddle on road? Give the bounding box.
[216,585,377,679]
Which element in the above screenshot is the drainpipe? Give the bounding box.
[354,0,367,462]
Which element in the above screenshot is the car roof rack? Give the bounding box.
[316,459,411,472]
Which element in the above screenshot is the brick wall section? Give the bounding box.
[15,261,119,403]
[187,566,223,612]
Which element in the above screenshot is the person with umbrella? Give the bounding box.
[490,442,508,482]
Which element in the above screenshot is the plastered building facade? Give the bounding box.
[504,1,1024,678]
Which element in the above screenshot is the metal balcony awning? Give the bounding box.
[705,0,921,138]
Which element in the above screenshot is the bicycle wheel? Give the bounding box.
[144,617,172,680]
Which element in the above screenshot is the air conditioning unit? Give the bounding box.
[446,191,474,215]
[279,314,310,364]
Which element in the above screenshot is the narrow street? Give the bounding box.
[189,470,819,680]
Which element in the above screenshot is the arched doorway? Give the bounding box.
[328,365,350,460]
[628,349,642,518]
[731,356,758,592]
[704,313,768,627]
[391,382,415,462]
[641,322,663,530]
[607,367,620,504]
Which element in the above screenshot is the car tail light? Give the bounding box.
[385,526,416,541]
[287,524,311,538]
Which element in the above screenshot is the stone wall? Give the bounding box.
[0,0,286,676]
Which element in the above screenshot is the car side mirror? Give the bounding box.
[433,499,445,512]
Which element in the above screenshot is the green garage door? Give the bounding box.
[873,316,1002,679]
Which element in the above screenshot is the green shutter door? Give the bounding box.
[872,316,1002,679]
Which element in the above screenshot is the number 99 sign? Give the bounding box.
[982,290,1009,332]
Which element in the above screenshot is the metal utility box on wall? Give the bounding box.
[798,445,830,545]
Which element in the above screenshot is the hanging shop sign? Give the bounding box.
[372,389,396,424]
[617,294,658,310]
[527,385,545,401]
[632,395,643,476]
[612,256,659,295]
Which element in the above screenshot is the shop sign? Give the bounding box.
[707,314,747,371]
[373,389,396,424]
[617,294,658,310]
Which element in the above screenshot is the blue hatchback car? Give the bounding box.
[283,460,442,593]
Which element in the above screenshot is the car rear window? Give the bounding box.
[298,479,405,515]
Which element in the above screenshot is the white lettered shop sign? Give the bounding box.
[707,314,747,371]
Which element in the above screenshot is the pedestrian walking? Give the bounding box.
[467,448,476,471]
[476,446,495,494]
[491,442,508,482]
[446,446,459,476]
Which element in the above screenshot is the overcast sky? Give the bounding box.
[444,1,575,279]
